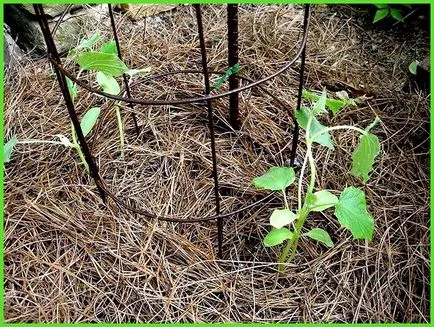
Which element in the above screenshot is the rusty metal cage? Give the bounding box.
[33,4,311,258]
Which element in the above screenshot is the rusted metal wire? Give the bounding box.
[46,5,310,106]
[34,4,106,203]
[33,4,311,256]
[194,4,223,257]
[227,4,240,130]
[107,4,140,137]
[290,4,310,167]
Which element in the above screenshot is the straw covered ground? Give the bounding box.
[4,4,430,323]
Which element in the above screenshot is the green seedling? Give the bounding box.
[68,35,151,158]
[4,107,101,173]
[212,63,240,90]
[373,4,410,24]
[252,89,381,272]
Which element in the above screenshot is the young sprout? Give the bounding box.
[252,89,381,272]
[4,107,101,173]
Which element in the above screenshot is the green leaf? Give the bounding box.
[296,107,334,149]
[304,228,334,248]
[3,136,18,163]
[252,166,295,191]
[334,187,374,240]
[302,89,355,115]
[269,209,298,229]
[80,107,101,137]
[409,60,419,75]
[308,190,338,212]
[390,8,403,21]
[100,40,117,54]
[312,89,327,116]
[96,72,120,95]
[66,77,77,102]
[263,227,293,247]
[212,63,240,89]
[324,98,346,114]
[77,52,129,77]
[374,4,388,9]
[75,32,101,50]
[126,67,152,77]
[350,133,380,183]
[373,8,389,23]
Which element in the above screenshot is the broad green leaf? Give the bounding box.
[66,77,77,102]
[96,71,120,95]
[390,8,403,21]
[263,227,293,247]
[308,190,338,212]
[312,89,327,116]
[80,107,101,137]
[75,32,101,50]
[100,40,117,54]
[303,89,355,115]
[126,67,152,77]
[77,52,129,77]
[269,209,298,229]
[334,186,374,240]
[3,136,17,163]
[304,228,334,247]
[296,107,334,149]
[252,166,295,191]
[374,4,388,9]
[373,8,389,23]
[409,60,419,75]
[350,133,380,183]
[212,63,240,89]
[324,98,347,114]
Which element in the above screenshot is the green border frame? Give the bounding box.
[1,0,431,325]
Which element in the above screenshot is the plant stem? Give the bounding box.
[310,125,366,141]
[17,140,65,146]
[278,205,309,271]
[115,105,125,158]
[71,124,89,173]
[282,188,289,209]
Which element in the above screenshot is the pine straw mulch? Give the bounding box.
[3,4,429,323]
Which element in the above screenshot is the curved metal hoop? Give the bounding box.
[33,4,310,256]
[47,8,310,107]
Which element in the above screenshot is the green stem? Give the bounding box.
[278,205,309,271]
[282,188,289,209]
[310,125,366,141]
[71,124,89,173]
[115,105,125,158]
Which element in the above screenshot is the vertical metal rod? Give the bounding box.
[290,4,310,167]
[227,4,240,130]
[108,4,140,137]
[194,4,223,259]
[33,4,106,202]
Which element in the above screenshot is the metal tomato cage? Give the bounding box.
[33,4,310,258]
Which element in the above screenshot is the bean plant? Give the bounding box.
[252,89,381,272]
[4,32,150,170]
[3,107,100,173]
[67,33,151,158]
